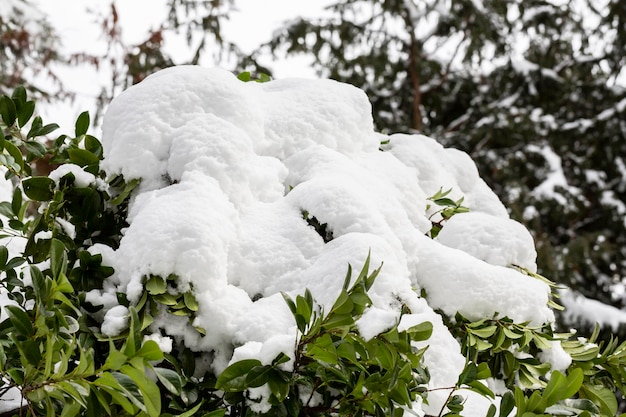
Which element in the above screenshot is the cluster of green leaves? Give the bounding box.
[134,274,204,336]
[426,188,469,238]
[236,71,271,83]
[509,264,564,312]
[215,254,433,416]
[447,312,626,416]
[0,87,184,417]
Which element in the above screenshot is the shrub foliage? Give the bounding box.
[1,87,626,417]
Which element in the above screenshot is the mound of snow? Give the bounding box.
[93,66,554,413]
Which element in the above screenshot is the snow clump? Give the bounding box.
[94,66,557,414]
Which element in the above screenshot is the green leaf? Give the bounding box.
[257,73,272,83]
[50,238,67,280]
[33,123,60,138]
[11,187,22,217]
[103,346,128,371]
[245,364,273,388]
[106,371,146,412]
[580,385,618,417]
[30,265,48,301]
[0,246,8,269]
[295,292,313,325]
[268,372,290,402]
[68,148,99,168]
[57,381,89,408]
[23,176,55,201]
[183,291,199,312]
[83,135,103,157]
[23,140,47,158]
[561,368,583,401]
[146,275,167,295]
[17,100,35,127]
[93,374,137,414]
[306,333,338,364]
[321,312,353,332]
[237,71,251,82]
[174,400,206,417]
[470,325,498,338]
[5,305,34,337]
[136,340,164,362]
[405,321,433,341]
[3,140,24,173]
[201,410,226,417]
[12,86,27,103]
[121,364,161,417]
[215,359,263,392]
[110,178,140,205]
[153,367,183,395]
[19,339,42,365]
[0,95,17,126]
[329,289,353,315]
[499,391,515,417]
[60,402,81,417]
[467,380,495,399]
[75,111,90,137]
[154,292,178,306]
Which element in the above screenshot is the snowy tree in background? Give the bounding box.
[0,0,66,100]
[252,0,626,335]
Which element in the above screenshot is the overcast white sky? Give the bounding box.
[35,0,332,132]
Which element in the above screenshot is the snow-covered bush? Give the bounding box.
[1,68,626,417]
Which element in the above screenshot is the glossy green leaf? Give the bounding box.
[11,86,26,103]
[5,305,33,337]
[75,111,90,137]
[22,176,55,201]
[3,140,24,173]
[245,364,273,388]
[20,339,42,365]
[183,291,199,312]
[306,333,338,364]
[33,123,60,138]
[215,359,262,392]
[136,340,164,362]
[405,321,433,341]
[94,372,140,414]
[153,366,183,395]
[17,100,35,127]
[0,95,16,126]
[0,246,8,269]
[68,148,99,168]
[23,140,47,158]
[50,238,67,280]
[146,275,167,295]
[121,364,161,417]
[580,385,618,417]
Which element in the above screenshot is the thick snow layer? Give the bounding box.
[95,66,558,413]
[0,66,562,414]
[560,288,626,331]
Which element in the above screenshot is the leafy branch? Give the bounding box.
[426,187,469,238]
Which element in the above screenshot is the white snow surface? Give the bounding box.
[94,66,554,413]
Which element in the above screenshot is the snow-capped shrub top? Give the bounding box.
[98,66,553,413]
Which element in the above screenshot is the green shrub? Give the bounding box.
[1,86,626,417]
